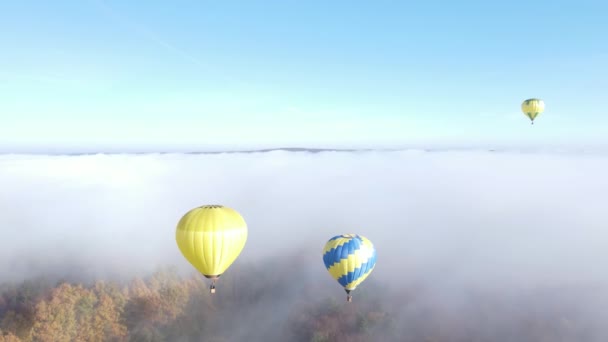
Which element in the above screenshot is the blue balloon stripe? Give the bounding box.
[328,235,342,242]
[322,236,364,269]
[337,251,376,286]
[343,266,376,289]
[336,255,377,287]
[352,256,364,280]
[322,234,352,254]
[324,249,369,272]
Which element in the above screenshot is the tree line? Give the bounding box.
[1,264,602,342]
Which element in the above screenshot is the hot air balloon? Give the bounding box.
[322,234,376,302]
[176,205,247,293]
[521,98,545,125]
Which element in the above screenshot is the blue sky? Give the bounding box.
[1,0,606,151]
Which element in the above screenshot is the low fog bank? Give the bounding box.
[1,150,607,285]
[1,150,608,340]
[158,252,608,342]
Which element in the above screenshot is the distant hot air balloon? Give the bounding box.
[521,98,545,125]
[322,234,376,302]
[176,205,247,293]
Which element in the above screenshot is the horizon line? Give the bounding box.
[1,144,607,156]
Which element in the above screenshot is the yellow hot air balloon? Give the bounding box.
[521,98,545,125]
[176,205,247,293]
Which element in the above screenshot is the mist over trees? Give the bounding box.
[1,150,608,341]
[2,261,607,341]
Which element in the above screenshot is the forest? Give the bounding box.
[2,255,606,342]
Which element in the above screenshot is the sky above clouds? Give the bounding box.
[1,1,607,151]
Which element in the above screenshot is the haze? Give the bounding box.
[2,150,607,283]
[1,150,608,340]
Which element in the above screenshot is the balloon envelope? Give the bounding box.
[175,205,247,278]
[322,234,376,292]
[521,98,545,123]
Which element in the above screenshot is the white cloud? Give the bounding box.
[0,150,607,294]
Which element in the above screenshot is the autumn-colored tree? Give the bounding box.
[92,294,127,342]
[123,292,164,341]
[147,268,189,323]
[0,329,22,342]
[1,311,33,342]
[128,278,151,299]
[0,279,49,341]
[2,266,604,342]
[93,281,128,312]
[30,283,80,342]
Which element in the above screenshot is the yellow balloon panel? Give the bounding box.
[176,205,247,277]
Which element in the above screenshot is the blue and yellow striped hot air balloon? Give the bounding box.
[322,234,376,302]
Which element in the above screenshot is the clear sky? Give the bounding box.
[1,0,606,152]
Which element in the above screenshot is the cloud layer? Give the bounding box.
[1,150,607,284]
[1,150,608,340]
